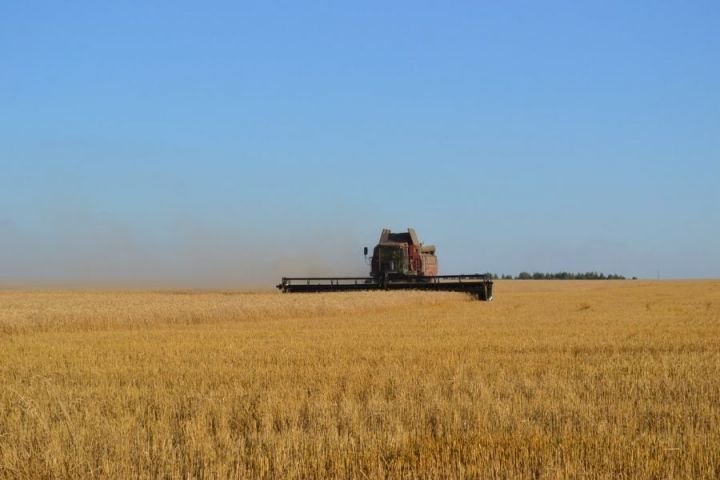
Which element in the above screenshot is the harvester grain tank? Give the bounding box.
[277,228,493,300]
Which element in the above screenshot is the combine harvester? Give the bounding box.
[277,228,493,300]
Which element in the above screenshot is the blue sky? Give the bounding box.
[1,0,718,286]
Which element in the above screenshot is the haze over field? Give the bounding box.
[1,1,719,286]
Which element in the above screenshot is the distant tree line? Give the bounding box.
[482,272,630,280]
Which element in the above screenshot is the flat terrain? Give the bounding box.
[1,281,719,478]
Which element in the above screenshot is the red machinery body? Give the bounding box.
[370,228,438,277]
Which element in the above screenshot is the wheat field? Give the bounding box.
[0,281,718,478]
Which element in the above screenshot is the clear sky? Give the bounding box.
[1,1,718,287]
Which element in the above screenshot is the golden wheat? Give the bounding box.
[0,281,719,478]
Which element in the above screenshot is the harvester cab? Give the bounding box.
[370,228,437,280]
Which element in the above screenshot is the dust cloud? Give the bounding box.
[0,214,372,290]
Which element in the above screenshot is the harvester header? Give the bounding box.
[277,228,493,300]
